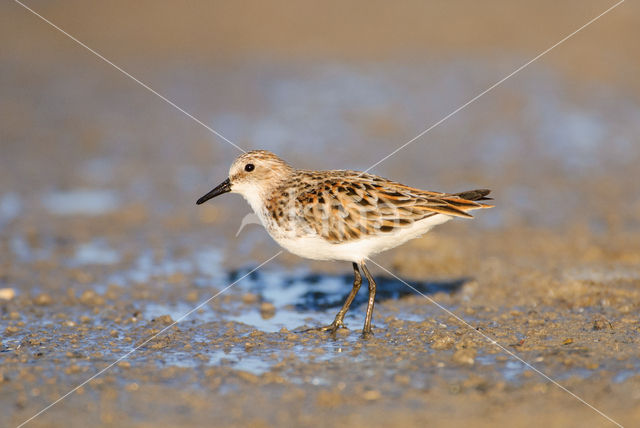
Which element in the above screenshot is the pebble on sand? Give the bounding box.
[0,288,16,300]
[153,315,174,325]
[362,389,381,401]
[592,318,612,330]
[452,348,476,366]
[430,333,455,350]
[34,293,52,306]
[260,302,276,319]
[242,293,259,304]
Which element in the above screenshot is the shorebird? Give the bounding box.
[197,150,492,336]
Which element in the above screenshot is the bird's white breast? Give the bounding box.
[236,184,453,262]
[270,214,452,262]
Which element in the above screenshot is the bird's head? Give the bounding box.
[196,150,293,205]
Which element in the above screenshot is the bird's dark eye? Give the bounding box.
[244,163,255,172]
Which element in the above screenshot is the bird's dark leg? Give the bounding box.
[306,262,362,334]
[360,262,376,338]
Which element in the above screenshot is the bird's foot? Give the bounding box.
[361,327,374,339]
[302,320,346,334]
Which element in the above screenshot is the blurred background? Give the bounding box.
[2,1,639,267]
[1,1,640,426]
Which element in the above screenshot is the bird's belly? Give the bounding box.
[270,214,452,262]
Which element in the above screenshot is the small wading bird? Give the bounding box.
[197,150,492,337]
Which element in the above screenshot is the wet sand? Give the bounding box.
[2,1,640,427]
[2,223,640,427]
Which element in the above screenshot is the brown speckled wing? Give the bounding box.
[286,171,492,243]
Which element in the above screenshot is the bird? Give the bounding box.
[197,150,492,337]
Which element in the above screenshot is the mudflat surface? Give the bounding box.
[1,1,640,427]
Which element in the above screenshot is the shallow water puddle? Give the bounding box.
[476,354,529,383]
[228,309,323,333]
[72,240,121,266]
[2,259,635,389]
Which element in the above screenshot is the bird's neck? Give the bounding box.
[237,179,285,225]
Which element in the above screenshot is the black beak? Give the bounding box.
[196,178,231,205]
